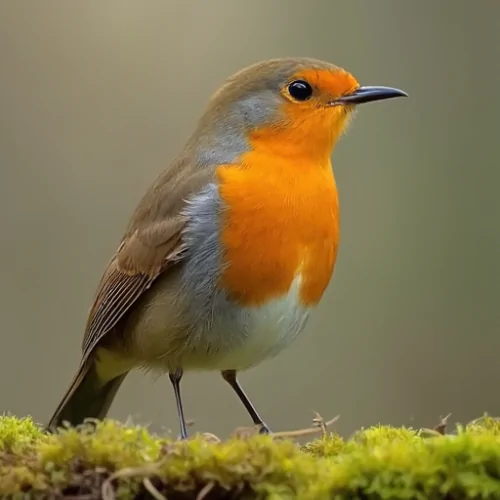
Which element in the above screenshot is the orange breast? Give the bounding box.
[217,149,340,307]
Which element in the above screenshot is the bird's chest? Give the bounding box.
[216,162,340,308]
[142,164,340,371]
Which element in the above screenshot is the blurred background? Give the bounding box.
[1,0,499,439]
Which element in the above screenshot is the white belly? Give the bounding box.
[127,274,312,373]
[198,274,312,371]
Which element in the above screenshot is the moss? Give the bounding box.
[0,414,45,453]
[464,415,500,436]
[1,414,500,499]
[301,431,345,458]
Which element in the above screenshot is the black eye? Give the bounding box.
[288,80,313,101]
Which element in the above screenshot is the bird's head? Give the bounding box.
[192,57,407,163]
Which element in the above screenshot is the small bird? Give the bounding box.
[47,57,406,438]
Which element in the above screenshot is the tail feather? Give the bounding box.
[47,361,127,432]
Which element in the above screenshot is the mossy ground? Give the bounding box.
[2,414,500,499]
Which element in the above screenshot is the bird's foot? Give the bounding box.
[258,423,271,435]
[177,430,189,441]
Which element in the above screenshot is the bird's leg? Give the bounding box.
[221,369,271,434]
[169,368,188,440]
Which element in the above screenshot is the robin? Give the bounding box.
[47,57,406,438]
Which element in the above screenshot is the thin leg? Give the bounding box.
[169,369,188,440]
[221,369,271,434]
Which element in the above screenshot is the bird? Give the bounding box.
[46,57,407,438]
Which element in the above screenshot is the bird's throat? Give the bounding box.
[247,105,349,164]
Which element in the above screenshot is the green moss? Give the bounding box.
[1,414,500,498]
[0,414,45,453]
[301,431,345,458]
[463,414,500,436]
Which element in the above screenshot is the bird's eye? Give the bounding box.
[287,80,313,101]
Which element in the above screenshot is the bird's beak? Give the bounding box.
[333,86,408,105]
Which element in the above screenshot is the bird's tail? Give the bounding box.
[46,359,127,432]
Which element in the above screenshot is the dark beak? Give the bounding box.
[335,85,408,105]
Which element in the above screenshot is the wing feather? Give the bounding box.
[78,164,215,364]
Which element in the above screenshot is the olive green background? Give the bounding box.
[1,1,499,438]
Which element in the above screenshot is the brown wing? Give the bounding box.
[79,163,214,364]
